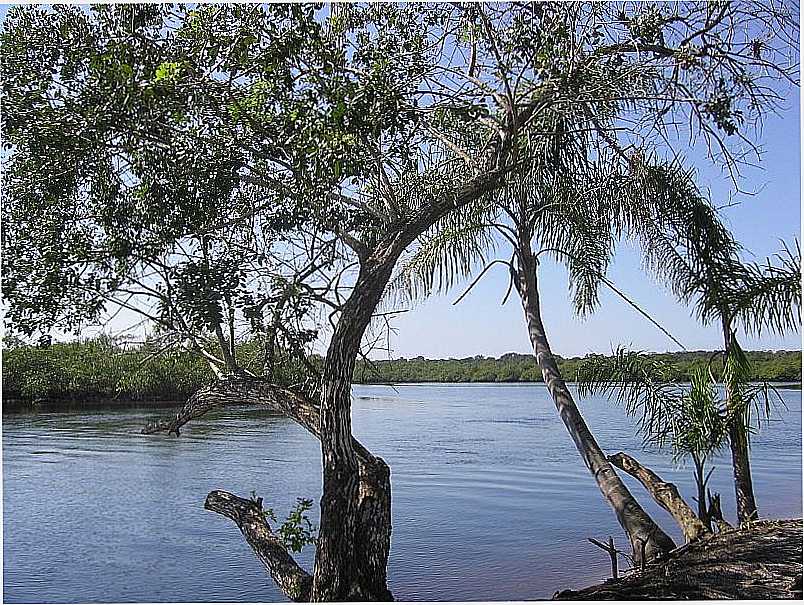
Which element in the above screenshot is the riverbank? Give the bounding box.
[3,339,800,405]
[554,519,803,600]
[5,380,801,412]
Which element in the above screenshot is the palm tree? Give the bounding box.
[390,126,733,561]
[718,244,801,523]
[634,213,801,524]
[575,346,777,533]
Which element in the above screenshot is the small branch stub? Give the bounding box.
[588,536,619,580]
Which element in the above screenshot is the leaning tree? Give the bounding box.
[391,0,798,563]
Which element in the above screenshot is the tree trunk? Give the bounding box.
[722,319,759,524]
[143,378,394,601]
[313,256,398,601]
[609,452,710,543]
[692,455,711,531]
[354,452,393,601]
[513,241,675,564]
[728,421,758,524]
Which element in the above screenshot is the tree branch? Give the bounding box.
[608,451,710,543]
[204,490,312,602]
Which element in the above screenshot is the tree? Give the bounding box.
[3,3,798,597]
[1,3,554,599]
[635,191,801,524]
[391,0,798,563]
[2,4,434,599]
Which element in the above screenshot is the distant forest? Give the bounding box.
[354,350,802,384]
[2,339,800,403]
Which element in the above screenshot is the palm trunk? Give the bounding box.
[722,318,758,524]
[514,242,675,563]
[692,455,711,531]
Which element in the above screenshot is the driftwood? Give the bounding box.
[555,519,803,600]
[607,452,710,543]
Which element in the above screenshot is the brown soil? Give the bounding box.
[554,519,803,600]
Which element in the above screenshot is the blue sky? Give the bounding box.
[2,4,800,358]
[386,98,802,359]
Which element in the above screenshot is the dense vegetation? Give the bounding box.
[1,338,310,402]
[356,351,802,384]
[3,340,799,402]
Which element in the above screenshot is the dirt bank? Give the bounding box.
[554,519,802,600]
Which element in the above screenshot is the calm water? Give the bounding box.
[3,384,801,602]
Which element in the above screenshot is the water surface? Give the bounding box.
[3,383,801,602]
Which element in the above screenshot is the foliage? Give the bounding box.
[5,338,797,403]
[1,337,312,402]
[4,2,799,354]
[258,496,318,554]
[576,346,781,459]
[673,368,728,464]
[354,349,801,385]
[730,241,802,338]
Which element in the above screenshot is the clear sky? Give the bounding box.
[2,4,800,358]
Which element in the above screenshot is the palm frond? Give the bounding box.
[615,157,741,325]
[387,198,498,307]
[576,347,684,448]
[730,240,801,337]
[577,346,730,461]
[670,367,727,463]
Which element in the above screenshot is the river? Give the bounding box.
[3,383,801,602]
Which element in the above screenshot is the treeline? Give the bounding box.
[354,350,802,384]
[3,340,800,403]
[1,338,308,402]
[3,339,214,402]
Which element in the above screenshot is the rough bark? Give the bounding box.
[307,166,510,599]
[142,378,393,601]
[313,257,398,601]
[307,159,511,599]
[722,320,759,524]
[608,452,710,543]
[205,490,313,602]
[513,241,675,564]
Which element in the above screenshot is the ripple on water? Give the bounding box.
[2,385,801,603]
